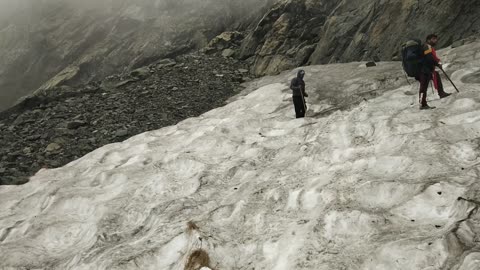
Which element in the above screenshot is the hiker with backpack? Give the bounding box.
[402,34,452,110]
[290,69,308,118]
[420,34,452,107]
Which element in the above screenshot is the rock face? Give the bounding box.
[238,0,338,75]
[241,0,480,75]
[0,0,273,111]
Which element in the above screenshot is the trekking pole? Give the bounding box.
[440,67,460,93]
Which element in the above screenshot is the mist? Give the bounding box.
[0,0,275,22]
[0,0,276,111]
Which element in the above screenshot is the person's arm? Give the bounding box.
[431,48,441,67]
[301,81,308,97]
[423,45,438,68]
[290,78,301,91]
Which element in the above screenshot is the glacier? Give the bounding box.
[1,41,480,269]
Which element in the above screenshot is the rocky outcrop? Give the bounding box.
[238,0,338,75]
[241,0,480,75]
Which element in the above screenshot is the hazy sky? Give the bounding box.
[0,0,275,24]
[0,0,275,111]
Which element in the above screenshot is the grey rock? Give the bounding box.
[156,58,176,65]
[222,49,236,58]
[115,129,129,137]
[156,59,177,68]
[13,115,26,126]
[207,31,245,51]
[53,137,68,145]
[202,47,217,54]
[45,143,62,152]
[26,135,42,141]
[5,152,21,162]
[115,80,136,88]
[130,67,151,80]
[67,120,87,129]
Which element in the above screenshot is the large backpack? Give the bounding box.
[401,39,424,78]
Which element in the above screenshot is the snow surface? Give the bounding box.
[1,42,480,269]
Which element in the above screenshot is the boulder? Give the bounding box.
[222,49,236,58]
[207,31,245,51]
[67,120,88,130]
[130,67,151,80]
[115,129,129,137]
[45,143,62,152]
[156,59,177,69]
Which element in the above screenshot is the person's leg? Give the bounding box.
[419,73,435,109]
[435,71,451,98]
[293,96,304,118]
[419,73,429,106]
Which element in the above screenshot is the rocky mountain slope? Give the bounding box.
[0,0,274,111]
[0,52,251,185]
[2,0,480,185]
[2,0,480,110]
[1,40,480,269]
[240,0,480,75]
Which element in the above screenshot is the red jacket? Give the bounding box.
[424,44,441,90]
[431,46,441,63]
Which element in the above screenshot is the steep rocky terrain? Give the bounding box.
[0,52,251,185]
[239,0,480,75]
[0,0,274,111]
[2,0,480,110]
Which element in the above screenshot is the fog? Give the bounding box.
[0,0,275,22]
[0,0,276,111]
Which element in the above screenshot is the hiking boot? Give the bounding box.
[420,104,436,110]
[439,92,452,99]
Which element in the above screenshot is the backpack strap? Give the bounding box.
[424,44,433,55]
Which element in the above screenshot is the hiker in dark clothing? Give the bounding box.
[290,70,308,118]
[417,34,452,110]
